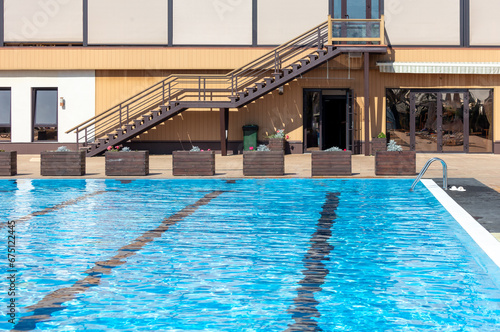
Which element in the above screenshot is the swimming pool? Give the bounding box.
[1,179,499,331]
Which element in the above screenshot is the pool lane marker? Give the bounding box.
[286,192,340,332]
[0,190,106,229]
[11,190,224,332]
[422,179,500,269]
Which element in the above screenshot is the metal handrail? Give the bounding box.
[410,158,448,192]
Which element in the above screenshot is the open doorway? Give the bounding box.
[303,89,352,152]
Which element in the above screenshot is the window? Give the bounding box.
[33,89,58,141]
[0,89,11,141]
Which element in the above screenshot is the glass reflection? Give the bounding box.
[414,93,438,151]
[469,89,493,153]
[386,89,410,150]
[441,93,464,152]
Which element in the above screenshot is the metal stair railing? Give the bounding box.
[65,21,330,149]
[65,16,384,152]
[410,158,448,192]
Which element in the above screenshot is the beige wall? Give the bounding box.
[88,0,168,45]
[257,0,328,45]
[4,0,83,42]
[385,0,460,46]
[469,0,500,46]
[173,0,252,45]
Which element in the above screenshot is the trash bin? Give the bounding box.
[242,125,259,151]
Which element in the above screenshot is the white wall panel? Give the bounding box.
[88,0,168,45]
[257,0,328,45]
[385,0,460,46]
[4,0,83,42]
[470,0,500,46]
[0,71,95,143]
[173,0,252,45]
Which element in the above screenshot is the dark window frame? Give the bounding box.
[32,88,58,142]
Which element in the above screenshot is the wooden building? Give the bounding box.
[0,0,498,155]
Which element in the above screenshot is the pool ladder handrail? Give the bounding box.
[410,158,448,191]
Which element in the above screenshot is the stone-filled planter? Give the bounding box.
[41,150,86,176]
[243,150,284,176]
[172,151,215,176]
[311,150,352,176]
[0,151,17,176]
[375,151,416,176]
[371,137,387,154]
[106,151,149,176]
[268,138,285,152]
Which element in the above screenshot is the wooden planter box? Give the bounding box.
[106,151,149,176]
[0,151,17,176]
[371,137,387,154]
[172,151,215,176]
[375,151,416,176]
[41,151,85,176]
[243,150,284,176]
[268,138,285,151]
[311,150,352,176]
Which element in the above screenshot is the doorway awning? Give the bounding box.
[377,62,500,74]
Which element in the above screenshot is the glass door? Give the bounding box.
[411,92,438,152]
[440,92,468,152]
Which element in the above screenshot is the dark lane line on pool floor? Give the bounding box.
[11,190,224,332]
[0,190,107,229]
[285,192,340,332]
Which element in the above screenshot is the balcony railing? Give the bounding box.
[327,15,385,45]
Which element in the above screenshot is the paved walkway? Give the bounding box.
[6,153,500,242]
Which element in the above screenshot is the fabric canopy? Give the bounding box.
[377,62,500,74]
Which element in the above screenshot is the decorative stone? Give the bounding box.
[41,150,86,176]
[375,151,416,176]
[172,151,215,176]
[243,150,284,176]
[0,151,17,176]
[311,150,352,176]
[105,151,149,176]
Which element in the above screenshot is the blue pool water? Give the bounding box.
[0,179,499,331]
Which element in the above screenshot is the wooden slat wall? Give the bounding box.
[0,48,271,70]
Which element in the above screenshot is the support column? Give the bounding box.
[364,52,370,156]
[220,108,229,156]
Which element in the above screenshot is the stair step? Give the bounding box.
[291,63,301,71]
[98,138,107,146]
[151,110,161,117]
[264,78,273,85]
[316,49,327,57]
[116,129,125,135]
[308,54,318,61]
[326,45,336,53]
[134,119,143,127]
[299,59,309,67]
[142,114,152,121]
[160,105,169,112]
[107,133,116,140]
[125,124,134,132]
[228,95,239,103]
[272,72,282,80]
[255,82,265,89]
[282,68,293,75]
[237,91,247,99]
[246,87,257,94]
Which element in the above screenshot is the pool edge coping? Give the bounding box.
[422,179,500,269]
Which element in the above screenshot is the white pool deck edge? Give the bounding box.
[423,179,500,269]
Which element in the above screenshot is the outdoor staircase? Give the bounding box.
[67,19,386,157]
